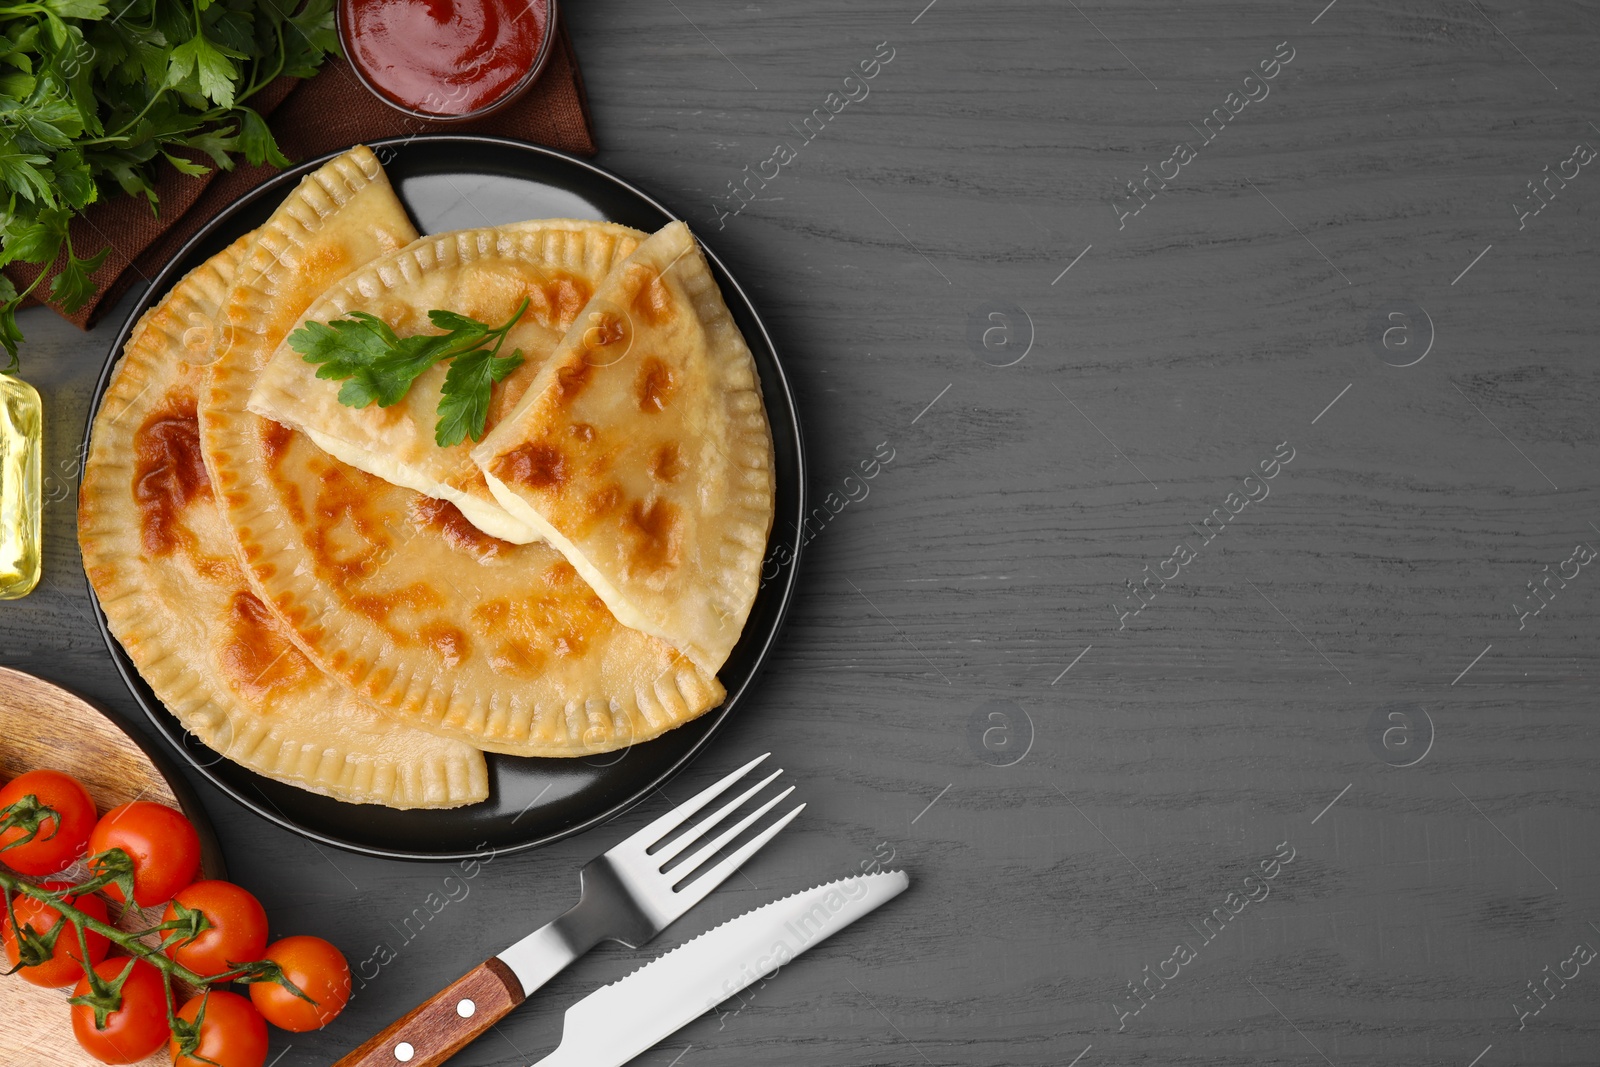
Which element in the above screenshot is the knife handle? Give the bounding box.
[333,958,524,1067]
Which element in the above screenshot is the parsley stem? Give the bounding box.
[435,296,528,364]
[81,88,169,145]
[9,269,50,308]
[237,17,289,104]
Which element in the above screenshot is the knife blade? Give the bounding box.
[531,870,909,1067]
[335,756,805,1067]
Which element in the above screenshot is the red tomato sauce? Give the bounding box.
[342,0,548,116]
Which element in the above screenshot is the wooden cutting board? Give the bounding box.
[0,666,225,1067]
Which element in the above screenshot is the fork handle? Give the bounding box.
[333,958,524,1067]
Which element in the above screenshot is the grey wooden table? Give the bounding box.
[9,1,1600,1064]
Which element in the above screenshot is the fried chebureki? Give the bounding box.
[473,221,775,677]
[79,236,489,809]
[245,220,648,543]
[90,145,770,792]
[203,201,724,756]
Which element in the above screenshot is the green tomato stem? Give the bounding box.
[0,866,213,988]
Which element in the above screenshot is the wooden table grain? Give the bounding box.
[7,1,1599,1064]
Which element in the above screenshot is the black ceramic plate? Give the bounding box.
[84,135,805,861]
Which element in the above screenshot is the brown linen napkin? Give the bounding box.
[6,23,597,330]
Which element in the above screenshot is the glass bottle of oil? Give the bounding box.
[0,373,42,599]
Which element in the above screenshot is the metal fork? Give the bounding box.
[336,754,803,1067]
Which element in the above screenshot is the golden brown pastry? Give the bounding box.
[79,236,490,809]
[472,221,775,676]
[200,168,725,756]
[245,220,647,542]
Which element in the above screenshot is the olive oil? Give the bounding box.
[0,374,41,599]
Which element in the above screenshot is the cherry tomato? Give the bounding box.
[87,801,201,907]
[0,769,97,875]
[71,957,171,1064]
[248,935,351,1032]
[171,990,269,1067]
[163,881,269,977]
[1,880,111,986]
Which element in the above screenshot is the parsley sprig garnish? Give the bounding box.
[287,297,528,447]
[0,0,340,366]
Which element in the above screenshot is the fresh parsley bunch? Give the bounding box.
[289,298,529,447]
[0,0,339,364]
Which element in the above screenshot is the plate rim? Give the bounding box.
[80,133,806,861]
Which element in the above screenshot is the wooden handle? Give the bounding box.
[336,958,524,1067]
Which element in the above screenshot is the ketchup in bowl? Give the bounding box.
[338,0,555,120]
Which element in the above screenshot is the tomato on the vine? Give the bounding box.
[0,769,97,875]
[87,801,201,907]
[1,880,111,987]
[248,935,351,1032]
[171,990,269,1067]
[70,956,171,1064]
[162,880,269,977]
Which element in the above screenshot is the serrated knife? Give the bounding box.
[336,755,804,1067]
[530,870,909,1067]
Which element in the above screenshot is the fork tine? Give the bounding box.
[674,802,806,909]
[619,753,770,853]
[670,786,796,886]
[651,768,784,866]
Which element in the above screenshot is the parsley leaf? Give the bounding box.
[436,346,524,447]
[235,107,287,168]
[41,0,110,20]
[160,149,209,177]
[48,243,109,310]
[426,309,492,336]
[290,313,433,408]
[0,0,340,364]
[0,275,21,371]
[0,206,68,268]
[0,143,53,204]
[165,33,239,109]
[288,298,530,446]
[51,147,96,210]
